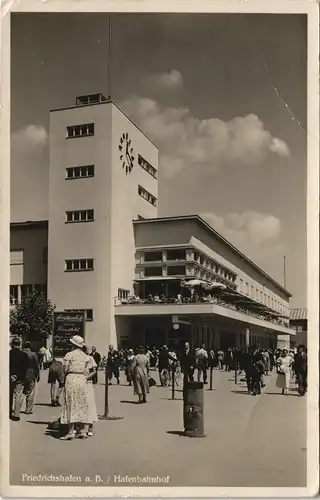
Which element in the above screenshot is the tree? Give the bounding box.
[10,290,55,342]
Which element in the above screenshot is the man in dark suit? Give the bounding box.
[9,337,28,421]
[22,341,40,414]
[294,345,308,396]
[90,346,101,384]
[107,345,120,385]
[180,342,196,385]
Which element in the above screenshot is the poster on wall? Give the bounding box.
[52,311,85,358]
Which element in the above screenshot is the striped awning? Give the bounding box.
[289,308,307,320]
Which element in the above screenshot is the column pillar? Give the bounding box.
[214,330,220,349]
[245,327,250,352]
[236,332,240,348]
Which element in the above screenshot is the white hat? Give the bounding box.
[70,335,85,349]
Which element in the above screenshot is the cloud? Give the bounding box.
[270,137,290,158]
[12,125,48,151]
[121,96,291,178]
[200,211,284,265]
[143,70,183,93]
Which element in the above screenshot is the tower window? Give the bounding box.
[138,185,157,207]
[138,155,157,178]
[65,209,94,223]
[66,165,95,179]
[65,259,94,272]
[67,123,95,138]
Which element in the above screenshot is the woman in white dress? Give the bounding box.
[60,336,91,440]
[276,348,293,395]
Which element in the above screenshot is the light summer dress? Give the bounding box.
[60,349,90,424]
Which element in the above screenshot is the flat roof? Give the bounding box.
[133,214,292,297]
[49,99,158,150]
[10,220,48,229]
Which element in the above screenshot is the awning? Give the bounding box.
[212,287,280,317]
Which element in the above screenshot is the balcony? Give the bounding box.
[114,289,293,335]
[10,284,47,307]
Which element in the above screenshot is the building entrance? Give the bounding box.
[220,331,236,350]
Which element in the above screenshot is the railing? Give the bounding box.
[114,295,290,328]
[9,284,47,306]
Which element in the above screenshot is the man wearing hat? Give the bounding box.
[107,345,121,385]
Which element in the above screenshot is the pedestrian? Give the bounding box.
[43,346,52,369]
[107,345,120,385]
[83,345,98,437]
[226,348,234,371]
[125,349,135,386]
[268,349,275,371]
[208,349,215,370]
[48,358,65,406]
[38,345,46,369]
[89,346,101,385]
[145,345,153,375]
[59,335,91,440]
[293,345,308,396]
[261,349,270,376]
[217,349,224,370]
[132,346,150,403]
[196,344,208,384]
[252,348,265,394]
[158,345,176,386]
[9,337,28,421]
[276,348,293,395]
[180,342,196,384]
[22,341,40,415]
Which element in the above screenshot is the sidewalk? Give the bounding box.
[10,368,306,487]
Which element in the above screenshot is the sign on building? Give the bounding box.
[52,311,85,358]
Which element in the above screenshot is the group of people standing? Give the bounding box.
[10,336,308,439]
[9,338,40,420]
[240,345,308,397]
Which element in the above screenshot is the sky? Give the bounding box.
[10,13,307,307]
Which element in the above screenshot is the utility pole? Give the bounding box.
[284,256,287,288]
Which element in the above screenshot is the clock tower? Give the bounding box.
[48,94,158,351]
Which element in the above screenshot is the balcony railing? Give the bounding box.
[114,295,290,328]
[10,284,47,306]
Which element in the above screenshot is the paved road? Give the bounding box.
[10,368,306,487]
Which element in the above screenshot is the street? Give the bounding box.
[10,368,306,487]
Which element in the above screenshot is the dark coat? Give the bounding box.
[24,349,40,380]
[180,348,196,371]
[10,348,29,382]
[294,353,307,375]
[90,351,101,366]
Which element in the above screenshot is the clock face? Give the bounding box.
[118,132,135,174]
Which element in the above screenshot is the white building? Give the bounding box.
[10,94,295,352]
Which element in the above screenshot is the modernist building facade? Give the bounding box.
[10,93,295,352]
